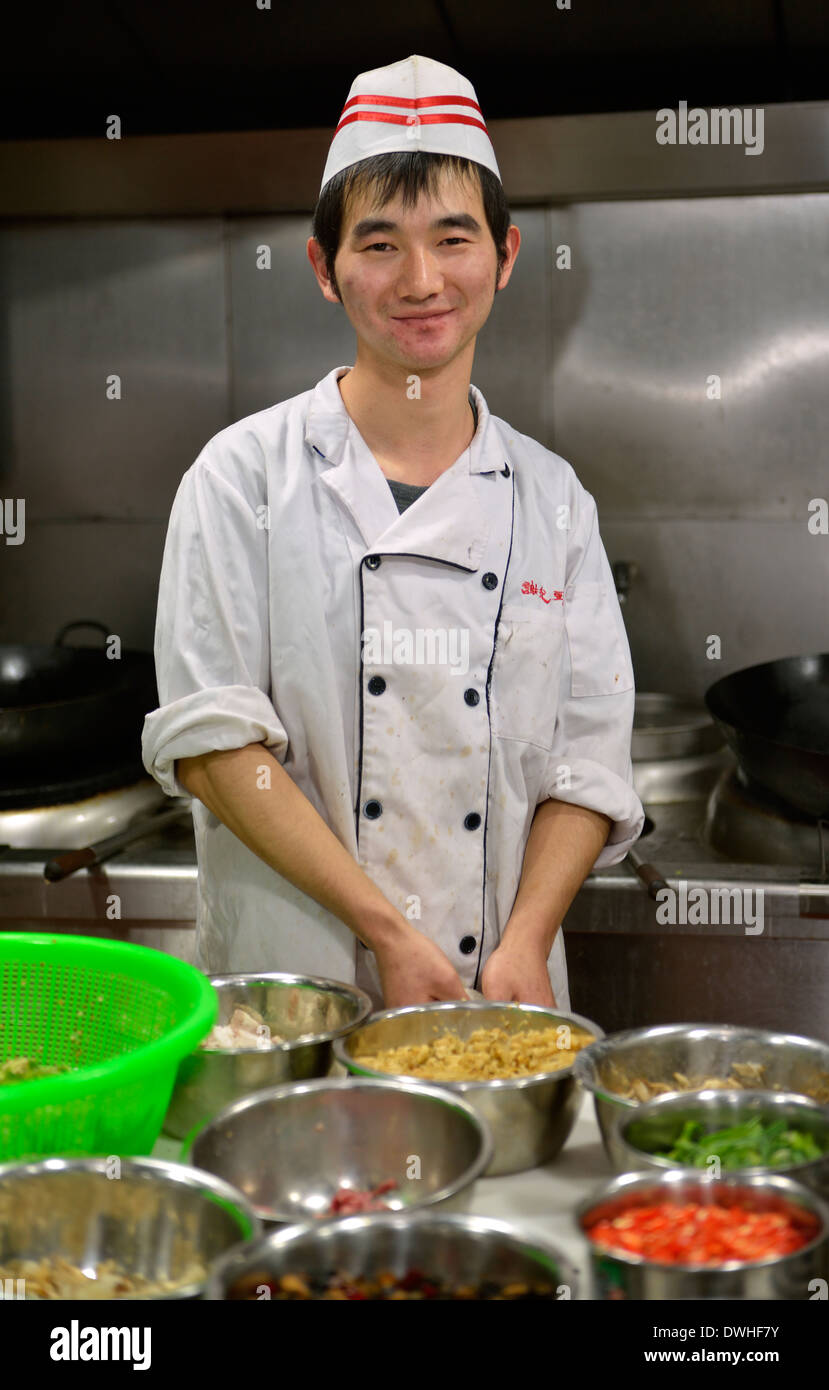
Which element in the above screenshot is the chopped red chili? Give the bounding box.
[586,1200,818,1265]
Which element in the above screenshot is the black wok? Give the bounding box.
[705,654,829,819]
[0,620,157,776]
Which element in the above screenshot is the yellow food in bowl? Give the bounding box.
[354,1025,595,1082]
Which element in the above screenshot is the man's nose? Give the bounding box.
[396,247,444,298]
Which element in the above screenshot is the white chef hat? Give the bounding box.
[319,53,501,193]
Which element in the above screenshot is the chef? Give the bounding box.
[141,54,644,1011]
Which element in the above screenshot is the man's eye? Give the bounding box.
[362,239,468,251]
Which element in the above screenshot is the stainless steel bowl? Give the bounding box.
[333,1002,602,1176]
[205,1211,579,1300]
[163,972,373,1140]
[574,1024,829,1167]
[0,1156,261,1299]
[615,1089,829,1199]
[632,692,724,761]
[577,1169,829,1299]
[183,1077,493,1225]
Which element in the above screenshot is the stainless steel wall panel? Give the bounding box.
[547,194,829,520]
[465,208,550,446]
[0,221,228,520]
[0,521,167,648]
[226,216,354,419]
[600,518,829,696]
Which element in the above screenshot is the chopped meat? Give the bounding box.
[326,1180,398,1215]
[202,1004,284,1050]
[609,1061,773,1102]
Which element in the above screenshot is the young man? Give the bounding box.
[142,55,643,1011]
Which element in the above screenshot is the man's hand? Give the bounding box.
[373,926,468,1009]
[479,797,613,1007]
[480,936,556,1007]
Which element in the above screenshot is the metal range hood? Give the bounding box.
[1,101,828,220]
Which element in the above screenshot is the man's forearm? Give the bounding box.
[176,743,407,953]
[501,799,612,955]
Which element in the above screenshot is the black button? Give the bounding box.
[363,800,383,819]
[463,688,480,707]
[482,572,498,590]
[464,812,482,831]
[459,936,477,955]
[365,554,382,570]
[501,463,510,477]
[367,676,386,695]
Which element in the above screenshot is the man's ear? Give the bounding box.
[495,224,521,293]
[307,237,342,305]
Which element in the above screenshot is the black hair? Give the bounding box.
[311,150,511,301]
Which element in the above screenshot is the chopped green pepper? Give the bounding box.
[649,1115,825,1169]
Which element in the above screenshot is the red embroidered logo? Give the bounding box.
[521,580,563,604]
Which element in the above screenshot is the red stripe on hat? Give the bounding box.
[334,111,490,137]
[342,92,483,115]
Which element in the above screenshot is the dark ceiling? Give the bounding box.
[3,0,828,141]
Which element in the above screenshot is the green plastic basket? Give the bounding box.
[0,933,218,1161]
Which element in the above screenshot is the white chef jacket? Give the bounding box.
[142,365,644,1010]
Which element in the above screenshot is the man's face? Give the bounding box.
[316,169,516,373]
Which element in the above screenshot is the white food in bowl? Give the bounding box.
[202,1005,284,1051]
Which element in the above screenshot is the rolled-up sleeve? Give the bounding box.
[142,453,288,799]
[540,484,644,867]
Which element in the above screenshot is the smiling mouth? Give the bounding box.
[392,310,455,321]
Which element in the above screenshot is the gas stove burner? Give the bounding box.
[704,766,827,872]
[0,757,150,811]
[0,777,167,850]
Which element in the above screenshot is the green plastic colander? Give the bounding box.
[0,933,217,1160]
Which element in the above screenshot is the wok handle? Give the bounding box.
[627,844,670,900]
[43,803,189,882]
[54,619,110,648]
[45,846,108,880]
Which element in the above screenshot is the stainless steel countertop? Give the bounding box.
[2,798,827,933]
[583,800,829,929]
